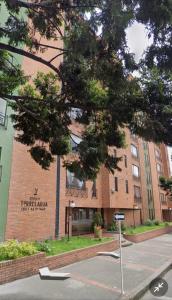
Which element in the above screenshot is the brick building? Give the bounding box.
[0,6,172,241]
[1,115,172,241]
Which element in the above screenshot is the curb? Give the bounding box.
[122,260,172,300]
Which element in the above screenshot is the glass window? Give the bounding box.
[125,180,129,193]
[157,163,162,173]
[70,134,82,153]
[92,180,97,197]
[131,144,138,158]
[114,177,118,191]
[69,108,82,120]
[66,170,85,189]
[155,149,161,160]
[124,155,127,167]
[134,186,141,200]
[132,165,140,177]
[160,193,166,203]
[0,98,7,125]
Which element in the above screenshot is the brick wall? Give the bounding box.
[124,226,172,243]
[0,240,118,285]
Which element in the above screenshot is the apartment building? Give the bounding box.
[0,107,171,241]
[0,5,171,242]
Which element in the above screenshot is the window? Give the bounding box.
[114,177,118,191]
[143,141,148,150]
[92,180,97,198]
[160,193,166,203]
[155,149,161,160]
[66,170,85,189]
[69,108,82,120]
[134,186,141,201]
[130,132,138,141]
[0,98,7,125]
[147,189,153,203]
[125,180,129,193]
[157,163,162,173]
[131,144,138,158]
[146,172,152,185]
[132,165,140,178]
[144,153,150,166]
[70,134,82,153]
[124,155,127,168]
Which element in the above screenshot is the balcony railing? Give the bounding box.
[134,196,142,203]
[66,186,88,198]
[132,175,141,181]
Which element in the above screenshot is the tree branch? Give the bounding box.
[0,94,108,111]
[0,42,64,85]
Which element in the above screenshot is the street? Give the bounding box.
[0,234,172,300]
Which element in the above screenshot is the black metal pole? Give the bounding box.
[55,156,60,239]
[68,200,70,241]
[133,208,136,228]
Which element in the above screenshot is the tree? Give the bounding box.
[1,0,172,180]
[159,176,172,198]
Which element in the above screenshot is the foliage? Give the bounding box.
[159,176,172,197]
[144,219,154,226]
[125,222,172,235]
[107,222,118,232]
[121,222,127,232]
[0,240,37,261]
[153,219,160,226]
[1,1,172,179]
[93,212,103,227]
[34,241,51,253]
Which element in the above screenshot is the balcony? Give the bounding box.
[132,175,141,182]
[134,196,142,204]
[66,186,88,198]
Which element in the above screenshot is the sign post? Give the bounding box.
[114,213,125,295]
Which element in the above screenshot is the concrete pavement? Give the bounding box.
[0,233,172,300]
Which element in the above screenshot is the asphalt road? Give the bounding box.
[0,234,172,300]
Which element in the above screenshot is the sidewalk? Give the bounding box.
[0,233,172,300]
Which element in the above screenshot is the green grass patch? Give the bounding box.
[124,222,172,235]
[35,236,113,256]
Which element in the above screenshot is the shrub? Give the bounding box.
[107,222,118,232]
[164,222,169,227]
[93,212,103,227]
[144,219,154,226]
[35,241,51,253]
[0,240,37,261]
[153,220,160,226]
[121,222,127,232]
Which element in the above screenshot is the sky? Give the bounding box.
[126,21,152,63]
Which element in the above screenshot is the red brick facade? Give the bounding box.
[5,128,171,241]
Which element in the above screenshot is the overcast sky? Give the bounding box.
[126,21,152,62]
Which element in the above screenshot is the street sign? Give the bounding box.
[113,212,125,295]
[114,213,125,221]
